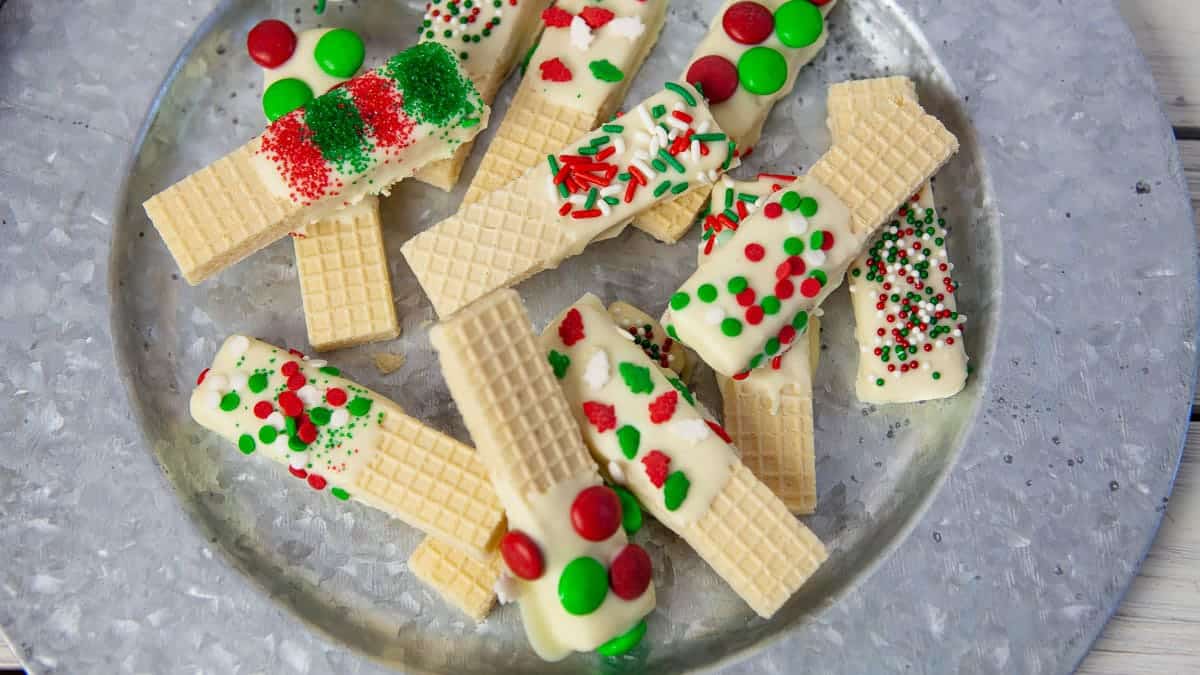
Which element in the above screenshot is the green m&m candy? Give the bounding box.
[263,77,314,121]
[558,556,608,615]
[774,0,825,48]
[737,46,787,95]
[597,619,648,657]
[315,28,366,78]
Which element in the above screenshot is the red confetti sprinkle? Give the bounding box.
[278,391,303,417]
[297,420,318,444]
[609,544,653,600]
[196,368,210,386]
[763,202,783,219]
[775,279,795,299]
[325,388,347,406]
[744,242,765,262]
[706,419,733,443]
[541,6,573,27]
[559,308,586,346]
[800,278,822,298]
[500,530,544,580]
[779,325,797,344]
[287,372,307,390]
[722,1,774,45]
[642,450,670,487]
[254,401,274,419]
[571,486,623,542]
[247,19,297,69]
[685,55,739,104]
[289,348,306,359]
[583,401,617,433]
[281,361,300,377]
[288,465,308,479]
[736,288,757,307]
[746,305,765,325]
[821,232,835,250]
[648,390,678,424]
[307,474,327,490]
[539,57,573,82]
[579,6,615,28]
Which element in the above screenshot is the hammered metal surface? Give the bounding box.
[0,0,1195,673]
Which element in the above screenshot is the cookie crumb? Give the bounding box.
[373,352,406,374]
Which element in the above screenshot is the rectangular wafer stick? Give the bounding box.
[415,0,553,190]
[145,42,489,285]
[431,290,654,661]
[461,0,670,204]
[541,295,827,617]
[409,537,504,621]
[663,97,959,377]
[827,77,969,402]
[292,196,400,351]
[634,0,839,243]
[190,335,504,558]
[403,81,735,318]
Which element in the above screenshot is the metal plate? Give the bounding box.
[0,0,1194,673]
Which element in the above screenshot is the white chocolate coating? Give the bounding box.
[261,28,348,102]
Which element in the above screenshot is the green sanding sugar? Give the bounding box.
[304,87,372,174]
[384,42,478,127]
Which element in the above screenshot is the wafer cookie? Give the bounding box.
[431,290,654,660]
[461,0,669,204]
[415,0,553,191]
[542,295,827,617]
[827,77,968,402]
[409,537,504,621]
[145,42,488,284]
[404,81,734,318]
[634,0,839,243]
[292,196,400,351]
[191,335,504,558]
[664,97,959,376]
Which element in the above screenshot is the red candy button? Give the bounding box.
[571,486,623,542]
[722,2,774,45]
[287,372,307,391]
[800,277,822,298]
[500,530,545,580]
[744,242,765,262]
[278,390,303,417]
[686,55,739,104]
[247,20,297,69]
[253,401,274,419]
[763,202,783,219]
[746,305,765,325]
[775,279,795,299]
[325,387,347,407]
[609,544,653,600]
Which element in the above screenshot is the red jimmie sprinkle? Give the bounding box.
[259,112,332,204]
[288,465,308,479]
[705,419,733,443]
[196,368,210,386]
[344,72,416,153]
[559,308,586,346]
[648,390,678,424]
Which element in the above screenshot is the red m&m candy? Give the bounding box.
[247,19,297,69]
[609,544,652,600]
[722,2,774,45]
[500,530,545,580]
[570,486,623,542]
[686,55,739,105]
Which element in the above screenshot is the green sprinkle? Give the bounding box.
[799,196,819,217]
[761,296,781,315]
[347,396,372,417]
[584,187,599,210]
[664,81,697,106]
[618,171,632,182]
[722,141,735,170]
[792,311,809,331]
[780,191,801,211]
[932,371,942,380]
[659,148,685,173]
[671,181,689,194]
[285,416,298,437]
[589,58,624,82]
[666,324,678,340]
[289,436,308,452]
[603,196,620,206]
[721,318,743,337]
[319,366,340,376]
[238,434,256,455]
[578,145,599,156]
[384,42,479,127]
[664,471,690,511]
[597,619,647,657]
[219,391,240,412]
[784,236,804,255]
[590,135,610,147]
[698,283,718,302]
[727,276,748,294]
[810,269,828,285]
[248,372,268,393]
[764,338,781,356]
[876,378,886,387]
[259,425,278,444]
[722,208,739,222]
[460,116,480,128]
[309,407,332,426]
[651,104,667,118]
[748,354,763,369]
[602,124,625,133]
[618,362,655,395]
[331,487,350,501]
[653,181,671,197]
[651,158,668,172]
[692,132,727,142]
[670,292,691,310]
[611,486,643,536]
[617,425,641,459]
[724,189,734,209]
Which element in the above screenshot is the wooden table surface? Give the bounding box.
[2,1,1196,671]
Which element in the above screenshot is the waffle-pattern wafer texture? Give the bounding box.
[632,0,839,243]
[145,43,487,285]
[826,76,918,142]
[409,536,503,621]
[350,402,505,556]
[679,462,827,618]
[461,1,668,205]
[809,99,957,236]
[430,290,596,496]
[717,318,821,514]
[293,197,399,351]
[405,83,730,318]
[416,0,551,191]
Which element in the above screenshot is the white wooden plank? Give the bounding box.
[1078,422,1200,674]
[1118,0,1200,128]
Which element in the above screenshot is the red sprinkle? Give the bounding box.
[648,390,678,424]
[583,401,617,433]
[281,361,300,377]
[579,6,615,28]
[706,419,733,443]
[559,308,586,346]
[736,288,757,307]
[722,1,775,45]
[325,388,347,407]
[287,372,307,391]
[196,368,210,386]
[571,486,623,542]
[559,202,573,216]
[289,348,306,359]
[539,57,573,82]
[297,420,318,444]
[800,278,822,298]
[541,6,573,27]
[746,305,765,325]
[609,544,653,600]
[278,391,303,417]
[642,450,671,487]
[744,243,765,262]
[820,231,836,251]
[500,530,545,580]
[288,465,308,479]
[763,202,783,219]
[344,72,416,152]
[775,279,795,299]
[254,401,274,419]
[779,325,797,344]
[307,474,327,490]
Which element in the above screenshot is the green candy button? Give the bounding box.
[248,372,268,393]
[219,391,241,412]
[721,317,743,337]
[315,28,366,78]
[597,619,648,657]
[263,77,314,122]
[697,283,718,303]
[258,425,278,444]
[799,196,819,217]
[779,191,801,211]
[559,557,608,615]
[670,291,691,310]
[238,434,256,455]
[737,46,788,96]
[774,0,825,48]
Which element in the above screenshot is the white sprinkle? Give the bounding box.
[705,307,725,325]
[584,349,610,390]
[330,408,350,429]
[696,120,711,134]
[923,234,931,241]
[613,136,626,156]
[290,454,308,470]
[203,391,221,410]
[690,139,700,164]
[803,250,827,267]
[297,385,321,406]
[304,358,327,368]
[266,412,286,429]
[229,372,248,391]
[636,104,653,129]
[598,199,611,217]
[608,16,645,40]
[631,158,655,180]
[953,329,962,337]
[669,418,712,443]
[788,214,809,234]
[228,335,250,357]
[607,461,626,485]
[600,184,622,198]
[203,373,228,391]
[923,362,931,370]
[569,16,594,50]
[616,325,636,341]
[666,116,689,132]
[495,573,520,605]
[936,303,945,311]
[849,285,857,294]
[569,193,589,206]
[936,340,946,349]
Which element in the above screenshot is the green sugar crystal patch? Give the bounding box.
[303,86,372,174]
[384,42,479,127]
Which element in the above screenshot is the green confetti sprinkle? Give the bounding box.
[548,350,571,380]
